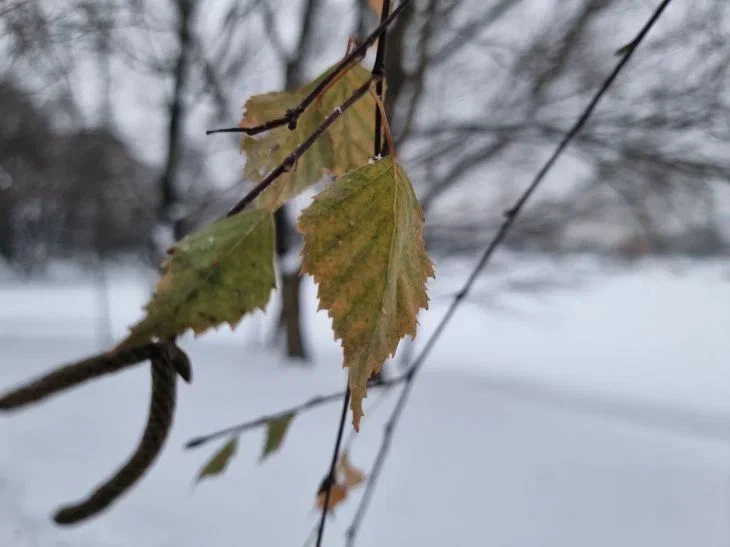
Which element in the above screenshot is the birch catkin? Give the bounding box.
[53,353,178,525]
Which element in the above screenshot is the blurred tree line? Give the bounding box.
[0,84,157,272]
[1,0,729,351]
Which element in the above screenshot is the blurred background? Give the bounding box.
[0,1,729,546]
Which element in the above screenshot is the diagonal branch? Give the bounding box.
[183,375,401,449]
[206,0,412,136]
[345,0,677,545]
[225,75,377,216]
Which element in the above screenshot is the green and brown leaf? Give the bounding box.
[260,413,295,462]
[298,157,434,430]
[319,65,380,176]
[119,209,276,349]
[196,438,238,483]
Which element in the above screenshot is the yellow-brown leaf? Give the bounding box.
[241,77,333,211]
[298,157,434,429]
[318,64,378,176]
[315,481,348,513]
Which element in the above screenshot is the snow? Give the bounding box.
[0,257,729,546]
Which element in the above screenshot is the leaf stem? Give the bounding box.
[369,88,396,159]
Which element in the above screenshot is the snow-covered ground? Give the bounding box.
[0,257,729,546]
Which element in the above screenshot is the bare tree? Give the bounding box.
[387,0,730,257]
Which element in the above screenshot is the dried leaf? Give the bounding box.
[319,64,380,176]
[241,76,333,211]
[119,210,276,349]
[260,413,295,462]
[368,0,383,16]
[298,157,434,430]
[241,63,376,211]
[315,476,348,514]
[338,452,366,488]
[196,438,238,483]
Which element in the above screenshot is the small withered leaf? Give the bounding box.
[260,413,295,461]
[196,438,238,483]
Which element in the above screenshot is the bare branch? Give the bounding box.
[206,0,412,136]
[314,388,350,547]
[225,75,377,216]
[184,375,401,450]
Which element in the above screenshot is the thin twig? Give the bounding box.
[301,522,319,547]
[315,388,350,547]
[225,76,377,217]
[345,1,676,544]
[184,376,401,450]
[372,0,391,157]
[205,0,411,136]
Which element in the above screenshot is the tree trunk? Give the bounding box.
[274,206,308,360]
[281,265,307,359]
[270,0,323,362]
[156,0,194,253]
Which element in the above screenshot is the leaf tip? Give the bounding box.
[260,413,295,461]
[195,437,238,484]
[350,397,363,432]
